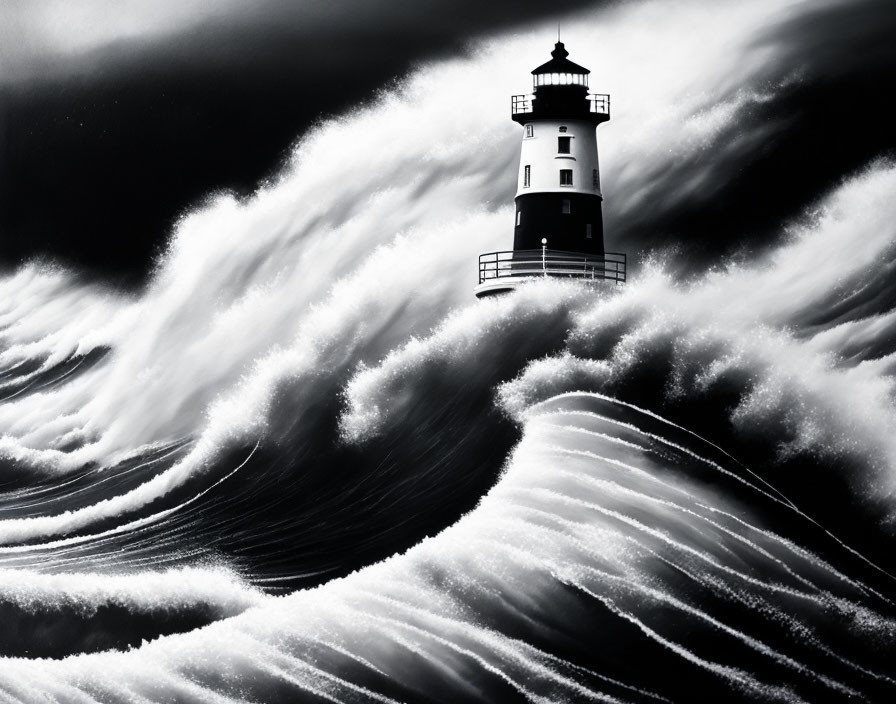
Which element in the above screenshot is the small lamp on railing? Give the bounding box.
[541,238,547,276]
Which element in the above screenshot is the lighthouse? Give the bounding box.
[474,41,626,297]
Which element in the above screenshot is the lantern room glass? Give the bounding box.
[534,73,589,88]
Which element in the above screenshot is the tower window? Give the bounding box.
[558,137,571,154]
[525,125,534,137]
[516,210,522,226]
[559,126,568,133]
[562,199,571,214]
[593,169,599,187]
[586,224,592,238]
[523,165,531,188]
[560,169,573,186]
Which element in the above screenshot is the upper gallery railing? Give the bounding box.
[510,94,611,118]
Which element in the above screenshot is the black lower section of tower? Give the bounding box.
[513,192,605,255]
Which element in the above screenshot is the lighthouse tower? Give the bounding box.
[474,42,625,298]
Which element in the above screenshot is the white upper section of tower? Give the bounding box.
[515,119,602,199]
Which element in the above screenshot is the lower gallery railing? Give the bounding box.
[478,249,626,285]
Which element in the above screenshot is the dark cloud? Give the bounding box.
[0,0,598,285]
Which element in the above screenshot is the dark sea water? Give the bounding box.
[2,1,896,701]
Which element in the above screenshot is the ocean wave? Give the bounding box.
[3,394,894,701]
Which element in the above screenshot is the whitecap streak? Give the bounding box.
[0,565,265,616]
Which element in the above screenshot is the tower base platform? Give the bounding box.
[474,249,626,299]
[474,278,530,298]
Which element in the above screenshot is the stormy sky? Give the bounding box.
[1,0,895,285]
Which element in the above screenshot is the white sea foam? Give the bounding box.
[0,565,265,615]
[339,164,896,510]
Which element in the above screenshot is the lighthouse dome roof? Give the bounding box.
[531,42,590,75]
